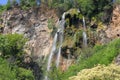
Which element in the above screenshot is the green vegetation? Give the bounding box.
[0,0,120,80]
[0,34,34,80]
[69,64,120,80]
[77,0,95,18]
[16,67,34,80]
[0,34,27,58]
[0,57,34,80]
[0,0,117,22]
[42,0,113,22]
[19,0,36,10]
[115,0,120,4]
[0,58,16,80]
[0,1,11,14]
[0,0,39,12]
[47,18,55,30]
[49,38,120,80]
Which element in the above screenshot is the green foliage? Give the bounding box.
[19,0,36,10]
[0,58,16,80]
[6,0,11,9]
[0,0,12,13]
[45,0,75,15]
[69,64,120,80]
[73,30,83,44]
[114,0,120,4]
[47,19,55,30]
[0,0,38,11]
[0,5,6,13]
[0,34,34,80]
[48,65,62,80]
[0,0,113,22]
[16,67,34,80]
[46,0,112,22]
[93,0,113,22]
[0,34,27,58]
[0,57,34,80]
[51,39,120,80]
[77,0,95,17]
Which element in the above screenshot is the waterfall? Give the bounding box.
[83,32,87,47]
[46,33,58,72]
[56,47,61,67]
[56,12,65,68]
[45,12,65,80]
[82,17,86,29]
[44,32,58,80]
[82,16,87,47]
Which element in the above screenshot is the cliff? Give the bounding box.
[106,5,120,39]
[0,6,58,60]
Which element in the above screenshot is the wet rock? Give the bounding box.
[98,30,111,44]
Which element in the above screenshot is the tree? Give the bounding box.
[0,34,27,58]
[76,0,95,17]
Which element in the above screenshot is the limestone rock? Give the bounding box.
[0,7,58,60]
[106,5,120,39]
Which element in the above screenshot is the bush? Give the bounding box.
[0,34,34,80]
[0,58,16,80]
[0,57,34,80]
[48,65,62,80]
[47,19,55,30]
[16,67,35,80]
[69,64,120,80]
[0,34,27,58]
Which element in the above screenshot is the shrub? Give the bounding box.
[0,57,34,80]
[69,64,120,80]
[0,34,34,80]
[0,58,16,80]
[47,19,55,30]
[0,34,27,58]
[16,67,35,80]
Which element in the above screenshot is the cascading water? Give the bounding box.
[82,16,87,47]
[44,32,58,80]
[45,12,66,80]
[83,17,86,29]
[47,33,58,72]
[56,13,65,68]
[83,32,87,47]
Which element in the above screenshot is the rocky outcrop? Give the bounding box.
[0,7,58,60]
[115,54,120,65]
[106,5,120,39]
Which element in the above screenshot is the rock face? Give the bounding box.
[0,7,58,60]
[106,5,120,39]
[115,54,120,65]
